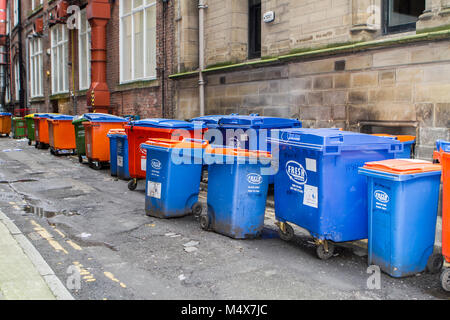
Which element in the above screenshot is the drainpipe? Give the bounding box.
[0,0,7,111]
[198,0,207,116]
[86,0,111,114]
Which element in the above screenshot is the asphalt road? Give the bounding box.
[0,137,448,300]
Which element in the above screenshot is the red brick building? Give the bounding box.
[3,0,176,118]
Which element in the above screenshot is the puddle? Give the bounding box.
[22,205,80,219]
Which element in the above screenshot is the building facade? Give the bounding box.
[171,0,450,159]
[5,0,175,118]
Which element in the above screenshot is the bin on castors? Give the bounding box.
[371,134,416,159]
[25,114,40,145]
[12,117,27,139]
[141,138,208,218]
[271,128,403,260]
[200,147,272,239]
[72,116,88,163]
[34,114,58,149]
[116,133,130,180]
[82,113,128,170]
[125,119,206,191]
[0,112,12,137]
[359,159,442,278]
[47,114,76,156]
[107,129,126,177]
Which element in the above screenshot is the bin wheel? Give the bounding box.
[192,203,203,217]
[50,149,55,155]
[28,140,31,146]
[90,161,102,170]
[78,155,83,163]
[441,268,450,292]
[316,241,335,260]
[278,222,294,241]
[200,215,210,231]
[128,179,137,191]
[426,253,443,274]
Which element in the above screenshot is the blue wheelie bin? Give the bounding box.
[271,128,403,259]
[200,147,272,239]
[141,138,209,218]
[359,159,442,277]
[117,133,131,180]
[192,114,302,184]
[107,129,125,177]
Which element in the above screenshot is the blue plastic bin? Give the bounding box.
[117,134,130,180]
[271,129,403,259]
[107,129,126,177]
[141,139,207,218]
[359,159,442,277]
[202,147,272,239]
[437,140,450,153]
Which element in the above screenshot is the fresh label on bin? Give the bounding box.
[303,185,318,208]
[148,181,161,199]
[247,173,263,185]
[117,156,123,167]
[151,159,162,170]
[286,161,307,185]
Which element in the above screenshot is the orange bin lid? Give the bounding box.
[363,159,441,175]
[143,138,209,149]
[371,134,416,143]
[205,147,272,159]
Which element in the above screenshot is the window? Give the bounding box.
[383,0,425,34]
[14,59,20,101]
[13,0,18,26]
[31,0,43,11]
[29,37,43,98]
[248,0,261,59]
[120,0,157,83]
[78,9,91,90]
[51,24,69,94]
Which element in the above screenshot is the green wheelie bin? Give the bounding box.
[25,114,36,145]
[12,117,27,139]
[72,116,88,163]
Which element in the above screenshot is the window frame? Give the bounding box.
[382,0,425,35]
[29,37,44,98]
[31,0,43,11]
[78,9,91,91]
[50,24,69,95]
[248,0,262,59]
[14,59,20,101]
[119,0,157,84]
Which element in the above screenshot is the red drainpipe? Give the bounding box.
[86,0,110,114]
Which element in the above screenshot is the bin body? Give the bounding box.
[48,115,76,152]
[72,117,88,158]
[107,129,125,176]
[25,114,37,142]
[125,119,205,181]
[82,114,128,163]
[206,148,271,239]
[34,116,50,145]
[0,112,12,136]
[12,117,27,138]
[441,150,450,263]
[116,134,130,180]
[359,159,442,277]
[273,129,403,242]
[142,139,207,218]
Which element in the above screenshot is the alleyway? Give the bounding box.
[0,138,447,300]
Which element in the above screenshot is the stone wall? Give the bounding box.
[175,40,450,159]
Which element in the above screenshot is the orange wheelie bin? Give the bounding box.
[34,114,59,149]
[0,112,12,137]
[82,113,128,170]
[48,114,76,156]
[124,119,207,191]
[438,141,450,292]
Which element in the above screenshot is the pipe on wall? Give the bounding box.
[0,0,7,111]
[198,0,207,117]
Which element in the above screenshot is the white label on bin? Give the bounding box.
[306,158,317,172]
[141,157,147,171]
[148,181,161,199]
[117,156,123,167]
[303,185,318,208]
